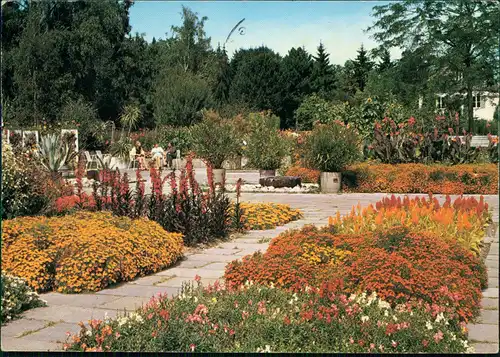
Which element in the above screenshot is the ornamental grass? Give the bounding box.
[64,282,472,353]
[1,212,183,293]
[342,163,498,194]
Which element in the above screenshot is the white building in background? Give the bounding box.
[419,91,499,121]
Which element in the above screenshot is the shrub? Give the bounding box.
[342,163,498,194]
[190,110,240,169]
[225,224,485,322]
[294,94,339,131]
[285,165,320,183]
[64,282,471,353]
[1,272,47,324]
[304,121,361,172]
[328,194,490,255]
[245,112,290,170]
[1,212,184,293]
[157,125,192,156]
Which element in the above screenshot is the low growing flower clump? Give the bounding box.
[2,212,183,293]
[329,194,490,255]
[285,165,320,183]
[230,202,302,230]
[1,272,47,323]
[64,282,472,353]
[225,225,486,321]
[342,163,498,194]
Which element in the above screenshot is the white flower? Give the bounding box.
[194,296,198,303]
[361,315,369,323]
[85,330,92,337]
[392,315,398,321]
[384,310,389,317]
[378,300,391,310]
[435,312,445,323]
[450,333,457,341]
[349,294,357,301]
[426,321,433,330]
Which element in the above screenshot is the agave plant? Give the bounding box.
[37,134,78,173]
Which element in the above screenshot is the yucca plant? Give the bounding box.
[37,134,78,174]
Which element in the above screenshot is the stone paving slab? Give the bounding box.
[481,298,499,310]
[95,284,178,298]
[0,319,48,338]
[26,322,81,343]
[471,343,498,354]
[182,254,240,263]
[217,242,269,251]
[129,275,172,286]
[21,306,118,324]
[161,267,225,279]
[488,270,499,278]
[99,296,151,311]
[155,276,218,288]
[467,323,499,343]
[202,248,243,256]
[477,309,500,325]
[201,262,230,271]
[174,260,221,269]
[2,336,62,351]
[483,288,499,298]
[41,292,121,308]
[488,278,499,288]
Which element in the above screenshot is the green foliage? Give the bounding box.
[65,282,471,353]
[245,112,289,170]
[294,94,338,131]
[37,134,78,173]
[120,105,142,137]
[157,126,193,156]
[59,98,101,149]
[305,121,361,172]
[351,45,374,92]
[368,0,500,131]
[1,272,46,324]
[279,47,314,128]
[310,42,336,100]
[110,137,134,162]
[153,68,211,127]
[229,47,282,118]
[190,110,240,168]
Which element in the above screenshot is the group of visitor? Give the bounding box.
[129,141,175,170]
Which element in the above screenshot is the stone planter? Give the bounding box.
[320,172,342,193]
[213,168,226,185]
[259,169,276,178]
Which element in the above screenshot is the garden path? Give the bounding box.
[1,193,498,353]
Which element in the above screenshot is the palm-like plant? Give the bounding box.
[38,134,78,173]
[120,105,142,137]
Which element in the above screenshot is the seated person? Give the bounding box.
[166,142,175,168]
[129,141,148,170]
[151,143,165,169]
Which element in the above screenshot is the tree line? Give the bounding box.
[2,0,498,137]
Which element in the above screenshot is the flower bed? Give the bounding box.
[329,194,490,255]
[2,212,183,293]
[284,165,320,183]
[231,203,302,230]
[1,272,47,324]
[64,282,472,353]
[225,195,489,322]
[342,163,498,194]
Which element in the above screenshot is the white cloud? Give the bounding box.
[219,15,401,65]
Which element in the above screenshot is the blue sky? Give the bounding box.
[129,1,399,64]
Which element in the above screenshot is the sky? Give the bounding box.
[129,1,401,65]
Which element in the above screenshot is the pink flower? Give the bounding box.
[242,311,249,320]
[408,116,416,126]
[194,275,201,282]
[392,341,398,348]
[148,313,154,320]
[190,344,196,352]
[370,343,375,350]
[433,330,444,343]
[349,337,354,344]
[422,339,429,347]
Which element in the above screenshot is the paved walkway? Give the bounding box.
[1,193,498,352]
